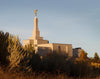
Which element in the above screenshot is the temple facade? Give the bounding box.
[23,10,73,57]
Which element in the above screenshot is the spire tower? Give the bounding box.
[31,10,40,39]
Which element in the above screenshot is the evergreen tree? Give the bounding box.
[0,31,9,67]
[80,50,85,59]
[94,52,99,62]
[8,35,26,71]
[80,50,87,60]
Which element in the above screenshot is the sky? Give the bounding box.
[0,0,100,57]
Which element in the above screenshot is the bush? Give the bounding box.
[40,52,67,73]
[0,31,10,67]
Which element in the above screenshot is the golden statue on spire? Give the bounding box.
[35,9,38,16]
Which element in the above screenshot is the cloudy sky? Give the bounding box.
[0,0,100,57]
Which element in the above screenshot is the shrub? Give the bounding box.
[0,31,10,67]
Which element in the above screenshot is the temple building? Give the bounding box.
[23,10,73,57]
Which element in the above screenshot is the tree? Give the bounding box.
[80,50,85,59]
[41,52,67,72]
[84,52,88,59]
[94,52,99,62]
[0,31,10,67]
[80,50,88,60]
[24,44,35,53]
[21,44,35,72]
[8,35,26,71]
[29,53,41,71]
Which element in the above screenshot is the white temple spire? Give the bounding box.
[32,10,40,39]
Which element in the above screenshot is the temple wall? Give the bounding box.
[68,44,73,57]
[52,43,72,56]
[23,40,34,47]
[38,43,53,50]
[37,43,73,57]
[52,43,68,53]
[23,40,30,47]
[37,39,49,44]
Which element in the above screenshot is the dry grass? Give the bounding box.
[0,71,73,79]
[0,67,99,79]
[0,71,99,79]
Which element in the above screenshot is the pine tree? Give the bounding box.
[80,50,85,59]
[80,50,88,60]
[8,35,26,71]
[0,31,9,67]
[94,52,99,62]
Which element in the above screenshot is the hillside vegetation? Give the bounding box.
[0,31,100,79]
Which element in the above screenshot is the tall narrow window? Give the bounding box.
[58,46,61,53]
